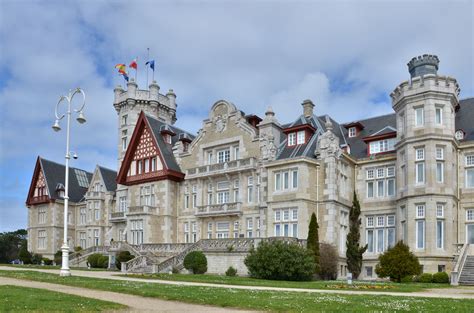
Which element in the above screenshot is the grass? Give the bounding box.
[0,285,125,312]
[4,264,117,271]
[1,270,473,312]
[123,272,452,293]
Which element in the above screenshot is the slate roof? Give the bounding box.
[456,98,474,142]
[39,157,93,203]
[145,114,195,173]
[98,166,117,192]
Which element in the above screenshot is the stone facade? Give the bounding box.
[27,55,474,278]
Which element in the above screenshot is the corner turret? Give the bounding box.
[407,54,439,79]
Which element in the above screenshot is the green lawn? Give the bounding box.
[1,270,472,312]
[0,285,125,312]
[123,272,451,293]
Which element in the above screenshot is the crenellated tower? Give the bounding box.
[391,54,461,272]
[113,78,178,167]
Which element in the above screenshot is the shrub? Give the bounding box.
[31,253,43,265]
[74,246,83,252]
[375,241,421,282]
[172,266,180,274]
[87,253,103,268]
[244,240,315,281]
[319,243,338,280]
[307,213,320,275]
[401,275,414,283]
[419,273,433,283]
[42,258,53,265]
[183,251,207,274]
[97,255,109,268]
[433,272,449,284]
[225,266,237,277]
[115,251,134,270]
[54,250,62,265]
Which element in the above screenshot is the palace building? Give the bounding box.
[26,55,474,280]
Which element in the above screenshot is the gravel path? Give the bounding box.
[0,276,256,312]
[1,266,473,300]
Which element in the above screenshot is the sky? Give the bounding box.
[0,0,473,232]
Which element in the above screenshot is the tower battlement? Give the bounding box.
[407,54,439,78]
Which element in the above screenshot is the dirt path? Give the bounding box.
[0,276,256,312]
[1,266,473,300]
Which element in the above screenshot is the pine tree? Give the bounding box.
[307,212,320,274]
[346,192,367,279]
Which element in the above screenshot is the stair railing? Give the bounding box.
[451,243,469,285]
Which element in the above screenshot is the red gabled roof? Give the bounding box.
[282,123,317,134]
[26,156,52,206]
[116,111,185,186]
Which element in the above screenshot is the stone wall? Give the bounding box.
[204,251,249,276]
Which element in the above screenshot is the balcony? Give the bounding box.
[128,205,157,215]
[195,202,242,217]
[109,211,126,222]
[85,191,105,200]
[186,157,257,178]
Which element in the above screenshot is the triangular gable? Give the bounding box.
[26,157,52,206]
[117,111,185,185]
[371,126,397,137]
[87,166,104,192]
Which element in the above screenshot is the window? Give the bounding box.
[436,147,444,160]
[369,138,396,154]
[216,222,230,238]
[367,230,374,253]
[184,222,189,243]
[466,155,474,188]
[416,204,425,218]
[247,176,253,203]
[80,207,86,225]
[233,221,239,238]
[387,228,396,249]
[275,172,281,190]
[348,127,356,138]
[367,216,374,227]
[79,232,86,249]
[38,230,46,249]
[207,193,213,205]
[455,130,464,140]
[292,170,298,188]
[288,133,296,146]
[274,208,298,237]
[416,148,425,161]
[247,218,253,238]
[367,169,375,179]
[296,131,305,144]
[94,208,100,220]
[38,207,46,224]
[130,220,143,245]
[416,162,425,184]
[437,204,444,218]
[366,166,395,198]
[366,266,373,277]
[435,107,443,125]
[192,194,197,208]
[377,180,384,197]
[274,169,298,191]
[121,130,127,151]
[387,166,395,177]
[140,186,153,206]
[416,220,425,249]
[415,107,424,126]
[436,162,444,183]
[207,151,213,164]
[184,195,189,209]
[94,229,100,246]
[387,179,396,196]
[217,149,230,163]
[121,114,127,126]
[437,220,444,249]
[467,209,474,221]
[207,222,213,239]
[234,146,240,160]
[217,191,230,204]
[191,222,197,243]
[119,196,128,212]
[366,215,395,253]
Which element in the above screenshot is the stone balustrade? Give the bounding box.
[196,202,242,217]
[85,191,105,199]
[186,157,257,177]
[128,205,157,215]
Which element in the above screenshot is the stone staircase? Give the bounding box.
[69,246,110,267]
[121,237,307,274]
[459,256,474,285]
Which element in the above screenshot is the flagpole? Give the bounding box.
[135,56,138,82]
[146,48,150,88]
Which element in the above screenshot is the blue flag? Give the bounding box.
[121,72,129,82]
[146,60,155,71]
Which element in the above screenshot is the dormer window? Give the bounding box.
[296,131,305,144]
[163,134,172,144]
[348,127,356,138]
[369,138,396,155]
[455,130,464,140]
[288,133,296,146]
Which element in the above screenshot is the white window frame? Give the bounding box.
[296,130,305,144]
[348,127,356,137]
[217,149,230,163]
[436,162,444,183]
[415,107,424,127]
[288,133,296,146]
[435,107,443,125]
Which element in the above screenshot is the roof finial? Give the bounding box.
[325,115,333,131]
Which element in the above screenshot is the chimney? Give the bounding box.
[302,99,315,118]
[407,54,439,78]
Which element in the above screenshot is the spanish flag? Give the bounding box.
[115,63,126,74]
[129,58,138,70]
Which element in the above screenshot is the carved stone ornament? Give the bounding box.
[260,133,277,160]
[215,114,227,132]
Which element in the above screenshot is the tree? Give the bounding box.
[244,241,315,281]
[319,243,338,280]
[183,251,207,274]
[346,192,367,279]
[0,229,27,263]
[306,212,320,274]
[375,241,421,282]
[18,240,32,264]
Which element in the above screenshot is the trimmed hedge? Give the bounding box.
[115,251,134,270]
[87,253,108,268]
[433,272,449,284]
[419,273,433,283]
[183,251,207,274]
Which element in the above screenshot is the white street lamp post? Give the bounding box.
[52,88,86,277]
